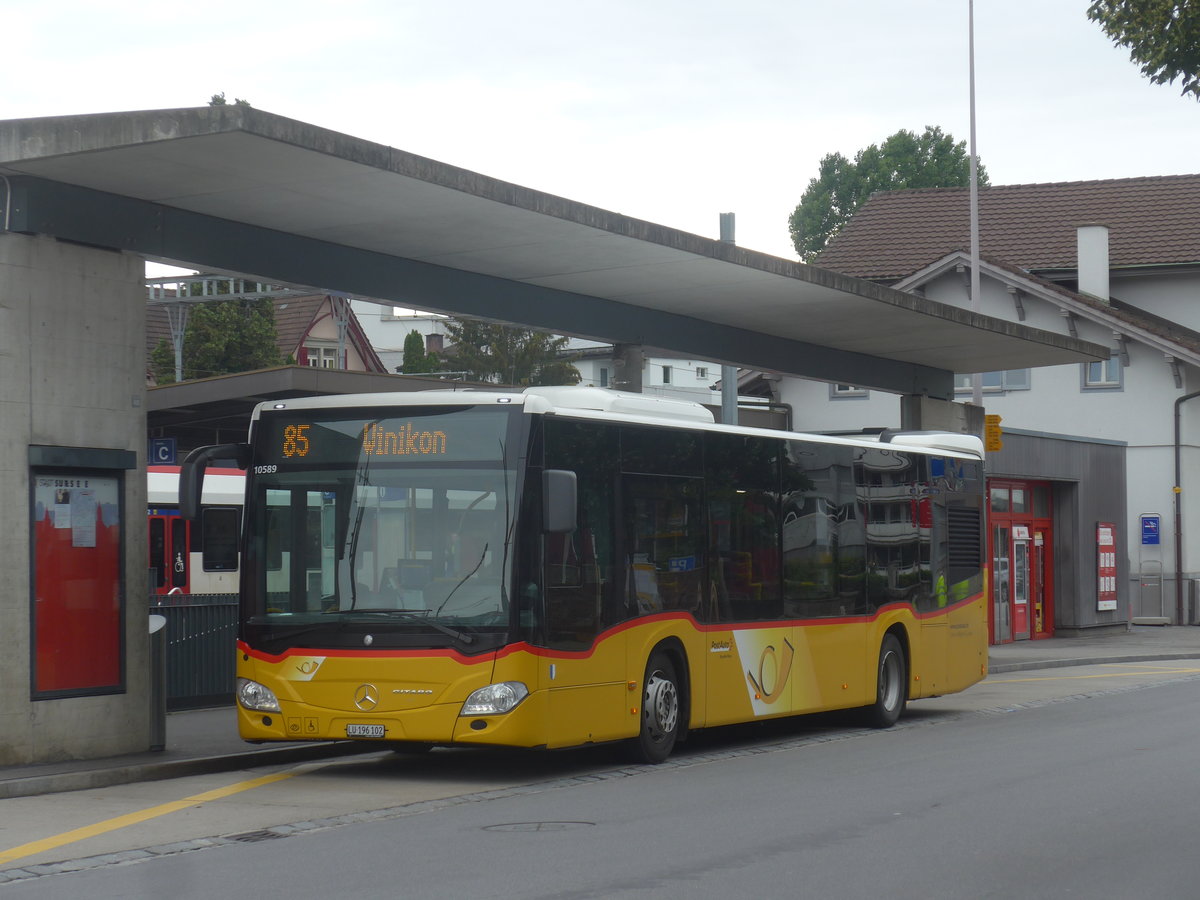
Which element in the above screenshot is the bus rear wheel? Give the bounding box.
[631,652,680,764]
[865,634,907,729]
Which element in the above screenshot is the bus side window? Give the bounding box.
[623,476,706,617]
[707,432,781,622]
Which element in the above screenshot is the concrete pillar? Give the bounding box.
[0,233,149,765]
[899,395,985,436]
[612,343,644,393]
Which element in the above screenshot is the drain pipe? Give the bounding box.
[1173,390,1200,625]
[1,174,10,231]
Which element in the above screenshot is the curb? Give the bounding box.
[988,650,1200,675]
[0,741,379,800]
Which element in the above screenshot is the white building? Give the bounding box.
[798,175,1200,638]
[351,301,758,417]
[349,302,452,374]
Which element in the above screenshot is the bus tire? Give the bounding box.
[631,651,681,764]
[865,633,907,729]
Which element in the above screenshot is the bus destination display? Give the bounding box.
[257,408,513,466]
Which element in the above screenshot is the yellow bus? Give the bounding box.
[180,386,987,763]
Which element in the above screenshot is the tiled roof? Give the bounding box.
[816,174,1200,281]
[271,294,329,357]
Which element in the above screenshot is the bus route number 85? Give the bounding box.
[282,424,311,458]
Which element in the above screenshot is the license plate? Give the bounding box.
[346,723,386,738]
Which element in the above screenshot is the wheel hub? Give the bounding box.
[645,670,678,739]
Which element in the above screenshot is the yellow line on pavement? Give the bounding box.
[0,769,301,867]
[990,664,1200,684]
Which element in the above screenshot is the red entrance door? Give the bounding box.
[988,482,1054,644]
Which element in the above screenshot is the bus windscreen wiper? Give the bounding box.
[348,609,474,645]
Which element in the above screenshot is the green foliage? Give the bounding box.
[208,92,252,108]
[400,329,442,374]
[150,298,284,384]
[442,319,581,386]
[1087,1,1200,98]
[789,126,987,262]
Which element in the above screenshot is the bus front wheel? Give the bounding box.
[865,634,907,729]
[631,651,680,763]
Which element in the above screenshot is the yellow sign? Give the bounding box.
[984,414,1003,452]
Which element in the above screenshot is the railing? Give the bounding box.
[151,593,238,709]
[1134,561,1168,624]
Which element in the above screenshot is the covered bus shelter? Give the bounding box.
[0,106,1105,764]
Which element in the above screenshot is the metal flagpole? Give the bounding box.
[969,0,983,408]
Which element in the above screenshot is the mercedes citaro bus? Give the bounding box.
[180,386,987,763]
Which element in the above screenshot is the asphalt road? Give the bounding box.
[5,659,1200,898]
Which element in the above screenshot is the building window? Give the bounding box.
[305,346,339,369]
[598,367,609,388]
[661,365,673,384]
[1082,356,1122,390]
[695,366,708,380]
[830,384,868,399]
[954,369,1031,393]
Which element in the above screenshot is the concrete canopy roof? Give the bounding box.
[0,107,1105,398]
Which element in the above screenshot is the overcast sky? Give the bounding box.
[8,1,1198,260]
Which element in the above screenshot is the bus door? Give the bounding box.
[542,520,629,745]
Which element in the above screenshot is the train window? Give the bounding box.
[202,506,239,572]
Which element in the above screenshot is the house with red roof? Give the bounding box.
[147,292,387,381]
[786,175,1200,641]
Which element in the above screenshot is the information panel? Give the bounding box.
[32,471,123,694]
[1097,522,1117,612]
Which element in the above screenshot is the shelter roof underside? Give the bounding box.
[0,107,1105,396]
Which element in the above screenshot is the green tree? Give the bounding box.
[442,319,581,386]
[789,126,987,262]
[400,329,442,374]
[1087,1,1200,98]
[150,297,284,384]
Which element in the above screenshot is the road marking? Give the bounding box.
[991,664,1200,684]
[0,768,304,867]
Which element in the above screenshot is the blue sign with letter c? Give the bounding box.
[150,438,177,465]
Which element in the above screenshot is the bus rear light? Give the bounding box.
[460,682,528,716]
[237,677,281,713]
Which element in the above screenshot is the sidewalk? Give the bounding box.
[986,622,1200,673]
[4,624,1199,799]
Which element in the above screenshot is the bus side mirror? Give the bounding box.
[180,443,251,520]
[543,469,577,533]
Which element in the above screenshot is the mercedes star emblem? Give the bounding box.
[354,683,379,711]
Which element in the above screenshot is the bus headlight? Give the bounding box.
[237,677,281,713]
[460,681,529,716]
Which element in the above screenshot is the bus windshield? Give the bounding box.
[241,405,521,650]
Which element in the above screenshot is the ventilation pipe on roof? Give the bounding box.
[1077,225,1111,303]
